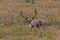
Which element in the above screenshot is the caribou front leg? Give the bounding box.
[29,24,34,28]
[36,25,40,28]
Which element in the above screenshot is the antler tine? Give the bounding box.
[32,9,37,19]
[20,11,28,19]
[20,11,30,22]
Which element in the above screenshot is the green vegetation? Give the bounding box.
[25,0,36,4]
[0,0,60,40]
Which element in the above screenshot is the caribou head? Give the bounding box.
[20,9,45,29]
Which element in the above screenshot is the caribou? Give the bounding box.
[20,9,46,29]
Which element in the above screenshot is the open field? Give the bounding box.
[0,0,60,40]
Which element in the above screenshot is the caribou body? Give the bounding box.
[20,9,45,29]
[29,19,45,28]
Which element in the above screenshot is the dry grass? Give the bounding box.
[0,0,60,40]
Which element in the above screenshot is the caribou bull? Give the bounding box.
[20,9,45,29]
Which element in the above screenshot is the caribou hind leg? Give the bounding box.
[39,22,46,29]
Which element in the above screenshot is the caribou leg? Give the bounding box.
[39,22,46,29]
[31,25,34,28]
[36,25,40,28]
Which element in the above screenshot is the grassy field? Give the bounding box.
[0,0,60,40]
